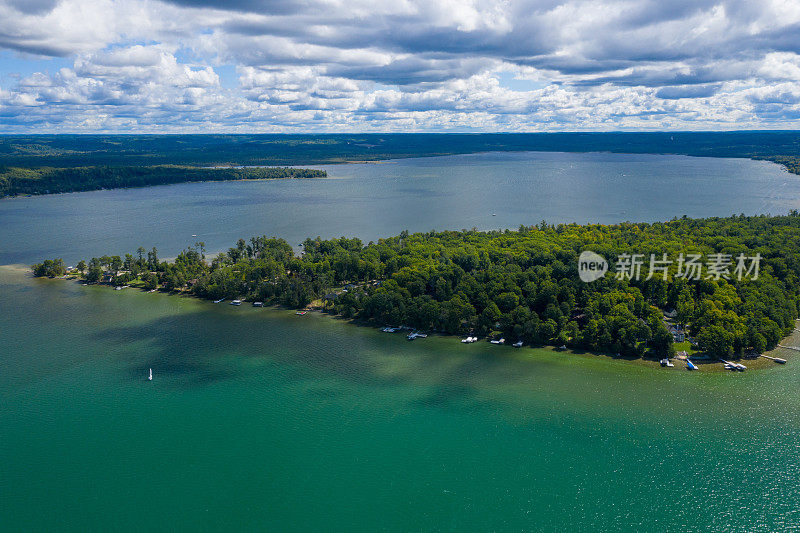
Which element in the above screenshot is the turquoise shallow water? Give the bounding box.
[2,267,799,531]
[2,152,800,531]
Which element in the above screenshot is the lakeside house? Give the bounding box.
[665,322,685,342]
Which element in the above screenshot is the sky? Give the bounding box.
[0,0,799,133]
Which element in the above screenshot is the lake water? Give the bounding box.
[1,151,798,265]
[2,152,800,531]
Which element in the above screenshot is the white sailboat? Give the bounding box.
[148,368,153,381]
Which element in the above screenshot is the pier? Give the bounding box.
[777,344,800,352]
[760,354,788,364]
[719,359,747,371]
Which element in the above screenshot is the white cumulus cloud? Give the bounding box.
[0,0,798,131]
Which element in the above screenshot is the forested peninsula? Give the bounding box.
[0,165,325,198]
[34,213,800,362]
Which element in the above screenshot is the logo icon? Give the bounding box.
[578,251,608,282]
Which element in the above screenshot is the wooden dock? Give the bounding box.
[777,344,800,352]
[719,359,747,371]
[760,354,787,364]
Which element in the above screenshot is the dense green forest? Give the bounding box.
[34,213,800,360]
[2,132,800,167]
[0,165,325,198]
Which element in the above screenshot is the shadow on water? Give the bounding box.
[92,306,391,389]
[414,383,480,408]
[90,301,558,411]
[94,312,238,386]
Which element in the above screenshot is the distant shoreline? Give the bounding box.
[1,150,796,199]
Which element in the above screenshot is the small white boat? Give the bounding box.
[214,298,225,303]
[252,302,263,307]
[148,368,153,381]
[490,338,505,345]
[407,332,428,340]
[513,340,523,348]
[230,299,242,306]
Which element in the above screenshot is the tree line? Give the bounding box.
[0,165,325,198]
[4,132,800,167]
[33,213,800,359]
[756,156,800,176]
